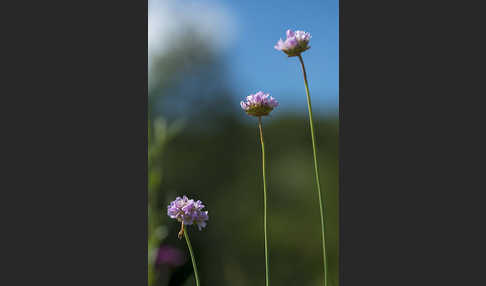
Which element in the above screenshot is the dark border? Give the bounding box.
[339,0,486,285]
[4,1,149,284]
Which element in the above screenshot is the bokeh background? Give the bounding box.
[148,0,339,285]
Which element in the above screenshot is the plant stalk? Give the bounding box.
[184,227,201,286]
[258,116,270,286]
[298,54,328,286]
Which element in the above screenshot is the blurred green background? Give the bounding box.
[148,1,338,286]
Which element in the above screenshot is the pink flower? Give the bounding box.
[274,29,311,57]
[167,196,209,231]
[240,91,279,117]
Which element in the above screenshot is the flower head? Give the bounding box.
[240,91,279,117]
[274,29,311,57]
[167,196,209,231]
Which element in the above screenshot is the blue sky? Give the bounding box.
[220,0,339,115]
[149,0,339,116]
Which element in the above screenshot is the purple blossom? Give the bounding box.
[156,245,185,267]
[240,91,279,117]
[274,29,311,57]
[167,196,209,231]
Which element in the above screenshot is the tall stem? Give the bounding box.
[258,116,270,286]
[183,227,201,286]
[298,54,328,286]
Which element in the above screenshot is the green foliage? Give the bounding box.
[148,118,182,286]
[153,115,338,286]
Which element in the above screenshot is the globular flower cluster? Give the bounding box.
[167,196,209,231]
[240,91,279,117]
[274,29,311,57]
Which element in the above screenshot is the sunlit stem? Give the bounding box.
[298,54,328,286]
[258,116,270,286]
[183,226,201,286]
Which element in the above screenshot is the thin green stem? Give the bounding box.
[298,54,328,286]
[258,116,270,286]
[183,227,201,286]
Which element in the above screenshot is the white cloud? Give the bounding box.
[148,0,236,59]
